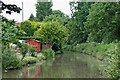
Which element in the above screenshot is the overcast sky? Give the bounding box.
[2,0,72,22]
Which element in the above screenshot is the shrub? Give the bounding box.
[42,48,55,59]
[22,56,38,66]
[2,49,22,70]
[37,53,46,61]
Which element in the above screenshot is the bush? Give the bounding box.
[37,53,46,61]
[22,56,38,66]
[42,48,55,59]
[2,49,22,70]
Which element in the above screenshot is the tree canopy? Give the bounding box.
[34,21,69,44]
[67,2,93,44]
[43,15,70,27]
[36,1,53,21]
[84,2,120,43]
[20,20,34,36]
[51,10,66,17]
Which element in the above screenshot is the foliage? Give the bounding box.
[52,10,66,17]
[84,2,120,43]
[1,21,25,43]
[16,36,41,40]
[1,21,25,53]
[30,47,37,57]
[32,21,43,31]
[52,43,63,54]
[29,13,35,21]
[2,48,22,69]
[1,1,21,15]
[20,20,34,36]
[42,48,55,59]
[37,54,46,61]
[43,10,70,27]
[68,2,93,44]
[20,20,44,36]
[43,14,70,27]
[1,0,24,52]
[64,42,120,79]
[18,43,30,61]
[22,56,38,66]
[36,1,53,21]
[34,21,69,44]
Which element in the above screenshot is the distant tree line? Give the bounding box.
[67,1,120,44]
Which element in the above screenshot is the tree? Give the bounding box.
[84,2,120,43]
[34,21,69,45]
[36,1,53,21]
[32,21,43,31]
[1,1,29,63]
[18,43,29,61]
[68,2,93,44]
[1,1,24,53]
[29,13,35,21]
[20,20,34,36]
[51,10,66,17]
[43,14,70,27]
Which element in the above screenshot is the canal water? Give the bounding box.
[2,51,108,78]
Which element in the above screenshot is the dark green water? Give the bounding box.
[2,51,108,78]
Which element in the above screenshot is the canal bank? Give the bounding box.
[3,51,108,78]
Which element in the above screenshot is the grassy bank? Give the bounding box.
[64,42,120,79]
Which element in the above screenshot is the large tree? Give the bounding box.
[43,10,70,27]
[34,21,69,44]
[36,1,53,21]
[68,2,93,44]
[20,20,34,36]
[84,2,120,43]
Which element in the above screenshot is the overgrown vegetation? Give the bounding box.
[2,49,22,70]
[22,56,38,66]
[41,48,55,59]
[2,48,46,70]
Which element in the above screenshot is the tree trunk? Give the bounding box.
[21,54,25,61]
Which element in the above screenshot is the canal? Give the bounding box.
[2,51,108,78]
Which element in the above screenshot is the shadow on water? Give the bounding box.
[2,51,109,78]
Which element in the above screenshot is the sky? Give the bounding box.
[2,0,72,22]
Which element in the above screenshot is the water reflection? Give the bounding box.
[25,65,41,78]
[3,51,108,78]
